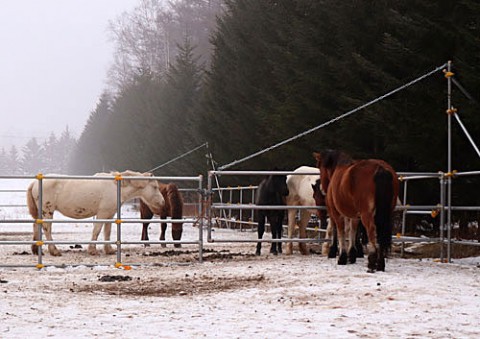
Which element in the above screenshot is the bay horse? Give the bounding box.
[140,182,184,247]
[26,171,165,256]
[255,174,289,256]
[285,166,327,255]
[313,150,399,272]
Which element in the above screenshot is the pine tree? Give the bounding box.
[70,93,112,174]
[8,146,20,175]
[0,148,8,175]
[21,138,44,175]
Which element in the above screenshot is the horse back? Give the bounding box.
[330,160,398,216]
[160,183,183,219]
[286,166,319,207]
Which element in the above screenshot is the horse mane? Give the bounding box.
[319,150,353,170]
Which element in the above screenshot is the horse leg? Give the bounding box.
[277,212,284,254]
[269,213,283,255]
[356,220,366,258]
[347,218,359,264]
[171,221,183,248]
[34,209,60,256]
[88,221,104,255]
[286,209,296,255]
[141,203,153,245]
[30,208,60,256]
[41,219,61,256]
[160,219,167,248]
[256,211,265,256]
[269,216,278,256]
[361,214,378,273]
[326,219,338,259]
[103,222,116,255]
[332,213,347,265]
[32,222,43,255]
[141,223,150,242]
[377,246,386,272]
[298,210,309,255]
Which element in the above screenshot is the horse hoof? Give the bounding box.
[31,245,42,255]
[348,255,357,264]
[161,244,167,248]
[367,268,376,273]
[50,250,62,257]
[328,247,337,259]
[299,244,308,255]
[348,249,357,264]
[174,244,182,248]
[255,250,261,256]
[286,243,293,255]
[338,252,348,265]
[321,243,330,256]
[88,246,99,256]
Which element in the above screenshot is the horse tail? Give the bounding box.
[374,167,394,251]
[26,182,38,218]
[166,183,183,219]
[166,183,183,241]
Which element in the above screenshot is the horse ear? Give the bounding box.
[313,152,322,165]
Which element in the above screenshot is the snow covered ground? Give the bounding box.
[0,178,479,338]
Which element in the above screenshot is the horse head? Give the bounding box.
[313,150,353,195]
[272,174,289,198]
[312,179,328,227]
[120,171,165,212]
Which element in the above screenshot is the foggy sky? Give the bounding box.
[0,0,138,150]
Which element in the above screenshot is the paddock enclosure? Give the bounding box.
[0,165,479,268]
[1,62,480,267]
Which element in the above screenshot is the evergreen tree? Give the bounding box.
[8,146,20,175]
[0,148,8,175]
[157,37,206,175]
[57,126,76,174]
[21,138,44,175]
[70,93,112,174]
[42,132,58,173]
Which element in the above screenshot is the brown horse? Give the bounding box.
[140,182,184,247]
[313,150,399,272]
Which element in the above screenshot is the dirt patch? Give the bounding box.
[98,275,133,282]
[75,273,266,297]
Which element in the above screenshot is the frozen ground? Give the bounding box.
[0,179,479,338]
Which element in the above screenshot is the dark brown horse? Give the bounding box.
[313,150,399,272]
[140,182,184,247]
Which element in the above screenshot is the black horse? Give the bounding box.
[255,174,289,256]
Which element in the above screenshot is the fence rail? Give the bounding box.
[0,167,479,268]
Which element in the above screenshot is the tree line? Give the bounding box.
[0,127,76,175]
[11,0,478,207]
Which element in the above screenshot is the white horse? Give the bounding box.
[285,166,324,255]
[26,170,165,256]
